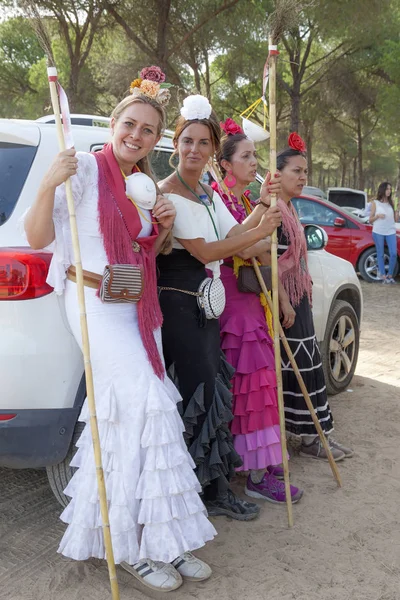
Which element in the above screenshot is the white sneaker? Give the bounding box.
[171,551,212,581]
[121,559,182,592]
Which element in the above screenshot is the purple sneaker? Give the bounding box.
[267,465,285,480]
[245,473,303,504]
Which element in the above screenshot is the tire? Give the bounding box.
[322,300,360,396]
[358,246,399,282]
[46,421,85,507]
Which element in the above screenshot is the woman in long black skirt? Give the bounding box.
[276,134,353,461]
[157,94,282,518]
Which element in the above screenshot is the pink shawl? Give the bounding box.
[93,143,164,379]
[278,198,312,307]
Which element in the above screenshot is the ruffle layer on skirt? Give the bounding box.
[233,425,283,471]
[219,297,283,470]
[220,311,280,434]
[168,355,242,495]
[58,374,216,565]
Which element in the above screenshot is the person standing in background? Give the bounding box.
[370,182,397,284]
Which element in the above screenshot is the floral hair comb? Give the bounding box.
[130,66,172,106]
[180,94,212,120]
[220,118,244,136]
[288,132,306,152]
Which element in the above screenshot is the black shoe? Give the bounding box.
[205,489,260,521]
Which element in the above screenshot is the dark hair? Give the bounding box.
[216,132,248,175]
[277,147,307,171]
[377,181,394,210]
[170,110,221,167]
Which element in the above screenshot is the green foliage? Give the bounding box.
[1,1,400,190]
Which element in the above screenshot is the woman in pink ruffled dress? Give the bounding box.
[213,118,303,504]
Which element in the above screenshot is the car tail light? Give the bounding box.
[0,248,53,300]
[0,414,16,421]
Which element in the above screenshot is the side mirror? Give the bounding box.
[304,224,328,250]
[334,217,346,227]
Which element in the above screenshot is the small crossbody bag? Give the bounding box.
[99,185,145,304]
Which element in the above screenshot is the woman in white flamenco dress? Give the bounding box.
[23,81,216,593]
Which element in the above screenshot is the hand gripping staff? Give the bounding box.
[47,68,120,600]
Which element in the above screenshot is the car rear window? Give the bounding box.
[0,142,38,226]
[329,190,366,210]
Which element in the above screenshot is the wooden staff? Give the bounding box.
[250,259,342,487]
[46,68,120,600]
[267,39,293,526]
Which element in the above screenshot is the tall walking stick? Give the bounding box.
[24,6,120,599]
[267,36,293,527]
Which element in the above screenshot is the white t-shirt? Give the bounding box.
[372,200,396,235]
[167,191,238,277]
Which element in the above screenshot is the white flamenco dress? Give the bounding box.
[36,152,216,564]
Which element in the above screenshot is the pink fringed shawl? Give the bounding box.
[277,198,312,307]
[93,143,164,379]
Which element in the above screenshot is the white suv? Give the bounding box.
[0,118,363,506]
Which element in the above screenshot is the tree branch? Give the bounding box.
[166,0,241,59]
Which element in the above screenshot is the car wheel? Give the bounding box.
[322,300,360,395]
[46,421,85,507]
[358,246,399,282]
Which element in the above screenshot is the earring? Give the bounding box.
[224,171,236,188]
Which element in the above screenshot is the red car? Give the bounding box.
[291,195,400,282]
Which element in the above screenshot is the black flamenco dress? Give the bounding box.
[277,225,334,437]
[157,191,242,501]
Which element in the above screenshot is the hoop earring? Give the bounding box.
[224,171,236,188]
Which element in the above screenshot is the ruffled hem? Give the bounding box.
[220,303,280,436]
[233,425,284,471]
[59,371,216,563]
[58,512,216,565]
[168,354,241,494]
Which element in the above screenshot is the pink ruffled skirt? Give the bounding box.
[220,266,283,471]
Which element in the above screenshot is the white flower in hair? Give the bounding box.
[180,94,212,120]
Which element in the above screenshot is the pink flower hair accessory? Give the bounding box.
[140,65,166,83]
[221,118,244,136]
[288,132,306,153]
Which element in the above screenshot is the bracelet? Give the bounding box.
[258,200,270,208]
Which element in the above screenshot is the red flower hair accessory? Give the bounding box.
[221,118,244,136]
[288,132,306,152]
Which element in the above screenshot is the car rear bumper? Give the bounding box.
[0,406,81,468]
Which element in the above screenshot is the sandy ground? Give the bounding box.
[1,280,400,600]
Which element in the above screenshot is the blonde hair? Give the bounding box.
[111,94,166,178]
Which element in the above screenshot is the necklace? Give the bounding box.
[175,169,219,240]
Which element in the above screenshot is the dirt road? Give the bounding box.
[1,281,399,600]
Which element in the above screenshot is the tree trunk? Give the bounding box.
[203,49,211,100]
[353,157,357,188]
[156,0,171,71]
[357,117,364,190]
[290,90,301,132]
[305,126,313,186]
[340,159,346,186]
[68,60,80,111]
